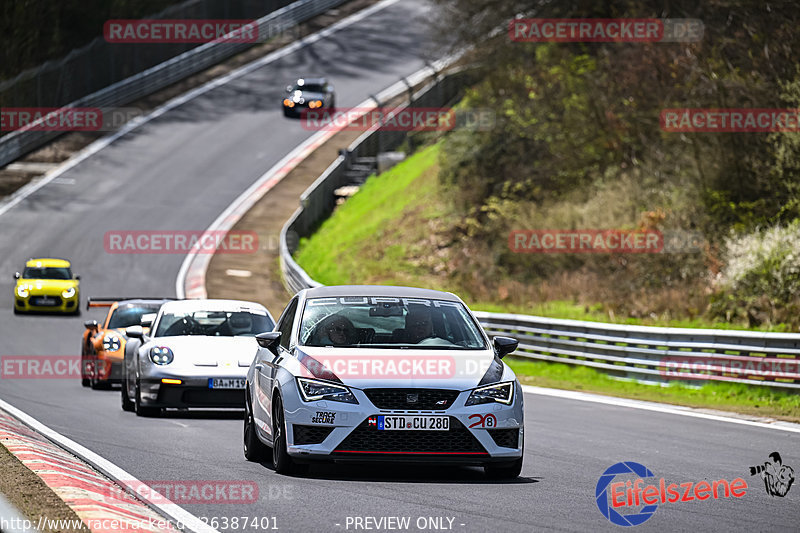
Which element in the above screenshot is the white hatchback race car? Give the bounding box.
[122,299,275,416]
[244,285,524,478]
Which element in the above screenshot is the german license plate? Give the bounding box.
[33,296,57,306]
[208,378,245,389]
[378,415,449,431]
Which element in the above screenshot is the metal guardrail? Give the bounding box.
[277,69,800,391]
[476,312,800,389]
[0,0,348,168]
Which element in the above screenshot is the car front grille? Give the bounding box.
[293,425,334,445]
[334,417,486,454]
[487,428,520,449]
[30,296,62,306]
[363,389,460,410]
[181,389,243,406]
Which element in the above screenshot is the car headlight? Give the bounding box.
[283,98,295,108]
[103,333,122,352]
[465,381,514,406]
[297,377,357,404]
[149,346,174,365]
[16,286,29,298]
[62,287,76,298]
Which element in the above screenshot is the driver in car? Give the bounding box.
[318,315,357,346]
[405,305,434,343]
[229,313,253,336]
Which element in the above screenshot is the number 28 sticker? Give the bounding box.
[468,413,497,428]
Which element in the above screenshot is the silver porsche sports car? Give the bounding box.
[244,286,524,479]
[122,299,275,417]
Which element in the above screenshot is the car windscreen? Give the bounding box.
[293,83,325,93]
[22,267,72,280]
[108,304,161,329]
[154,309,273,337]
[299,297,487,349]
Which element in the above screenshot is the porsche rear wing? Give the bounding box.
[86,297,177,310]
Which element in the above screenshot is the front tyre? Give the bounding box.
[271,395,307,475]
[244,393,269,462]
[134,379,161,417]
[121,369,134,412]
[484,457,523,480]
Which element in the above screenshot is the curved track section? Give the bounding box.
[0,1,798,531]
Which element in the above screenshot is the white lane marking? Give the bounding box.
[0,0,403,219]
[0,398,219,533]
[522,384,800,433]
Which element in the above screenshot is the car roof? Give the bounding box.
[159,299,268,313]
[302,285,461,302]
[294,77,327,86]
[25,258,71,268]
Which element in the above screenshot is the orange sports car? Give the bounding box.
[82,297,172,389]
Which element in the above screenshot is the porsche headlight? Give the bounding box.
[103,333,122,352]
[149,346,174,365]
[62,287,76,298]
[465,381,514,406]
[297,377,357,404]
[16,286,29,298]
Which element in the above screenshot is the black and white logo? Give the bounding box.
[749,452,795,497]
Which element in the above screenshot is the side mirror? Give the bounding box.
[140,313,157,328]
[126,325,144,339]
[75,275,80,280]
[84,320,98,330]
[14,272,20,279]
[256,331,281,353]
[493,336,518,359]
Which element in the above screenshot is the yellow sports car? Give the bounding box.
[14,258,80,314]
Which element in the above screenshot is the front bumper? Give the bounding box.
[138,376,246,409]
[280,385,524,465]
[93,355,124,383]
[15,292,79,313]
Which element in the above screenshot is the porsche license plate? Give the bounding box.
[378,415,449,431]
[208,378,245,389]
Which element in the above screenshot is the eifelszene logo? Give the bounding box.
[596,461,747,526]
